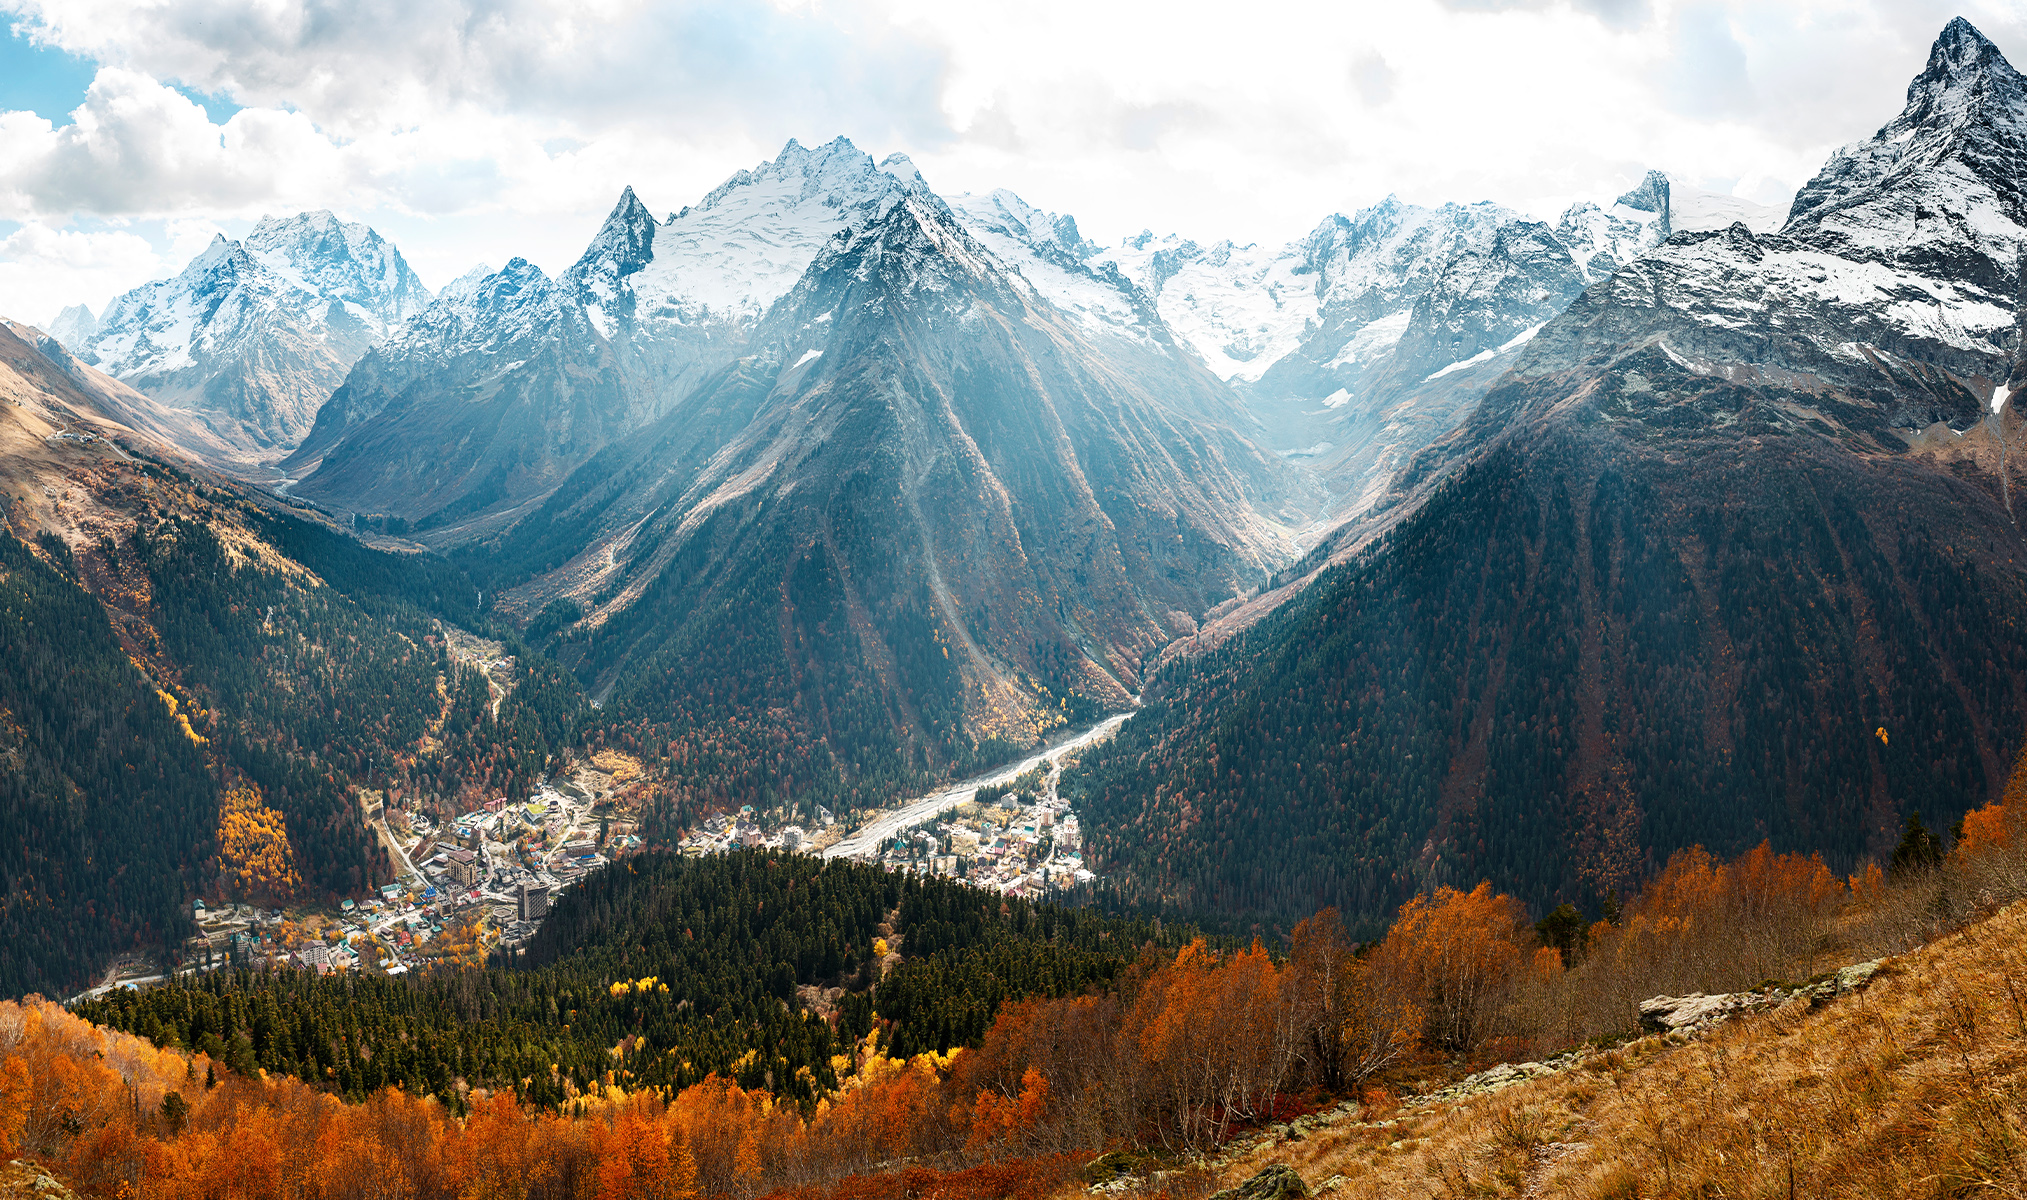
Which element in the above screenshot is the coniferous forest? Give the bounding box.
[0,461,586,996]
[1065,424,2027,933]
[74,849,1187,1111]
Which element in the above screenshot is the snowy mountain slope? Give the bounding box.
[1610,170,1784,240]
[244,210,433,336]
[558,138,941,421]
[71,212,431,467]
[285,257,624,533]
[1097,232,1319,381]
[298,139,1298,538]
[1091,172,1776,520]
[45,304,96,352]
[1506,16,2027,436]
[944,189,1160,345]
[289,140,935,529]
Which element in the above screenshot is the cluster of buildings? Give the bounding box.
[681,804,835,856]
[400,783,632,951]
[676,783,1098,901]
[876,793,1095,897]
[119,779,637,994]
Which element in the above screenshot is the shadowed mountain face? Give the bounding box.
[1064,18,2027,931]
[283,260,628,535]
[288,146,1309,815]
[483,191,1305,814]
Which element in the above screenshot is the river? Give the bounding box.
[821,710,1133,860]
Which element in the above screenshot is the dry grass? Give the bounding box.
[1182,897,2027,1199]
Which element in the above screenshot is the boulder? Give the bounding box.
[1637,991,1773,1033]
[1210,1164,1309,1200]
[1639,959,1885,1033]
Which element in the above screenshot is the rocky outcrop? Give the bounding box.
[0,1161,78,1200]
[1639,961,1885,1033]
[1208,1164,1309,1200]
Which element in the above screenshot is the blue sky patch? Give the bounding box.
[0,28,96,122]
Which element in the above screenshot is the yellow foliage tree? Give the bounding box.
[216,785,302,902]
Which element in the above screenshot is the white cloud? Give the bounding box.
[0,221,164,326]
[0,0,2021,323]
[0,68,348,219]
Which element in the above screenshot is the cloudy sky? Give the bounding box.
[0,0,2020,324]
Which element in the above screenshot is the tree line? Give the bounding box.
[24,811,2027,1199]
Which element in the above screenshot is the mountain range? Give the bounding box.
[1067,16,2027,928]
[48,211,430,468]
[4,16,2022,980]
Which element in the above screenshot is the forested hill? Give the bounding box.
[1065,419,2027,933]
[0,442,584,998]
[77,849,1194,1110]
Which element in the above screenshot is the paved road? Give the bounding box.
[823,711,1132,860]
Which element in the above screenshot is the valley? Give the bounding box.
[8,10,2027,1193]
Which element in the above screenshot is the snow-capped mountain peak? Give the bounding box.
[1785,16,2027,278]
[567,187,659,334]
[877,152,932,194]
[45,304,97,352]
[243,209,432,332]
[1517,18,2027,439]
[70,213,433,464]
[566,136,923,333]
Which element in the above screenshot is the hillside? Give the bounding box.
[13,789,2027,1198]
[0,320,581,995]
[73,849,1188,1109]
[1204,892,2027,1198]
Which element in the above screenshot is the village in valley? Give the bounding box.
[69,702,1126,1004]
[679,764,1096,897]
[681,714,1129,898]
[64,747,649,1004]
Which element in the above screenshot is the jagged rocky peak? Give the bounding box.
[242,209,433,329]
[1785,17,2027,275]
[389,257,584,360]
[877,152,931,193]
[1894,16,2023,140]
[946,188,1101,261]
[805,188,1021,312]
[1615,170,1671,221]
[45,304,97,352]
[565,135,928,333]
[1505,17,2027,438]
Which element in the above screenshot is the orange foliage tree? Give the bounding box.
[1373,882,1531,1054]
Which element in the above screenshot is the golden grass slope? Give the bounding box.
[1207,897,2027,1199]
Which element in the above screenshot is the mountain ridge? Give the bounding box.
[1063,17,2027,929]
